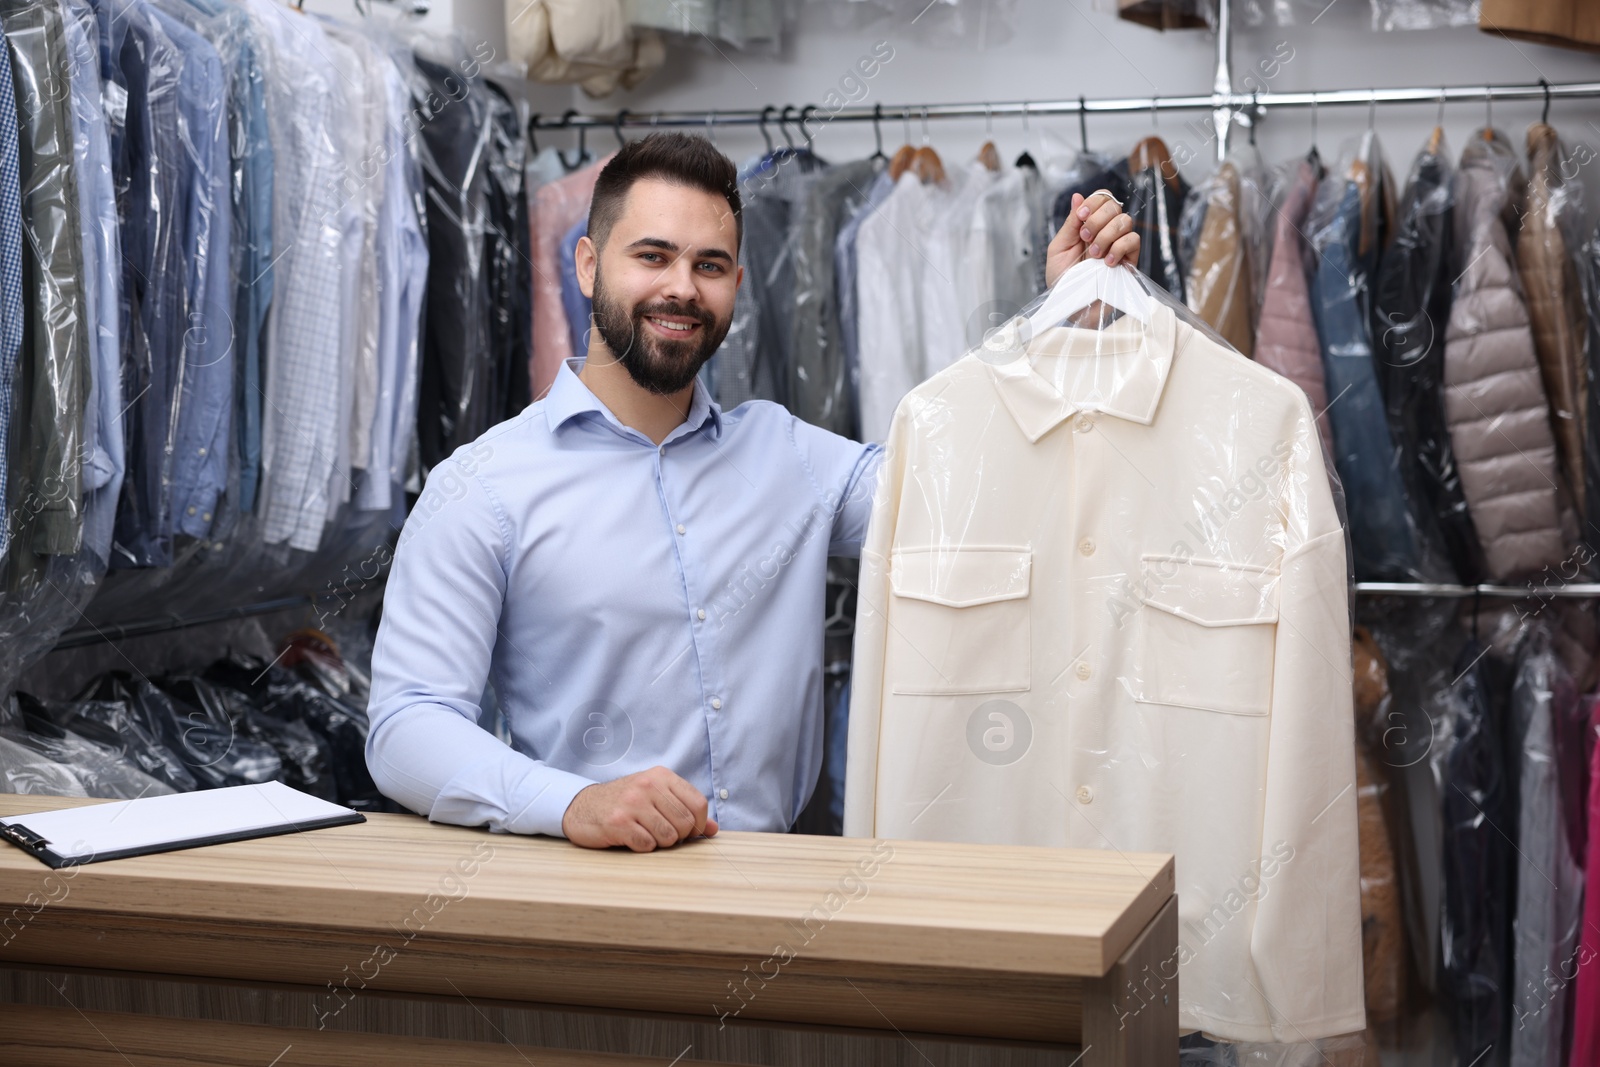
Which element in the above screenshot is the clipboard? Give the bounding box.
[0,781,366,869]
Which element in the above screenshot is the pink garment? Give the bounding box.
[529,155,612,400]
[1570,696,1600,1061]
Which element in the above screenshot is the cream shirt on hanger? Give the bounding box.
[844,302,1365,1043]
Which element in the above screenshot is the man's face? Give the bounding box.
[579,178,742,396]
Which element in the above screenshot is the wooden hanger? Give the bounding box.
[978,140,1001,172]
[911,144,945,185]
[1129,135,1180,192]
[889,144,915,181]
[1348,157,1374,258]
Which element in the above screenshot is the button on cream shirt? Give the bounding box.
[844,302,1365,1043]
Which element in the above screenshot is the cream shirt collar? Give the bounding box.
[983,302,1177,442]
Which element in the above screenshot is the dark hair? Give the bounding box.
[587,133,742,255]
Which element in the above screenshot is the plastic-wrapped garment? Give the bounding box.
[412,49,493,473]
[238,0,350,553]
[1370,0,1478,30]
[789,157,879,438]
[626,0,786,52]
[484,79,533,424]
[504,0,664,98]
[1350,627,1406,1028]
[1572,695,1600,1062]
[33,687,197,792]
[0,733,86,795]
[1182,160,1255,357]
[6,695,176,799]
[1508,624,1584,1067]
[0,16,19,565]
[845,258,1364,1042]
[1,0,89,575]
[1584,220,1600,553]
[1519,123,1590,521]
[1256,156,1336,465]
[1445,130,1575,583]
[79,673,281,789]
[161,676,334,801]
[1307,137,1430,581]
[527,154,606,402]
[1050,145,1189,302]
[718,148,828,412]
[1436,635,1513,1067]
[1372,134,1484,586]
[834,168,892,432]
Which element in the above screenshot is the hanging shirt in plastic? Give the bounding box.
[1570,693,1600,1062]
[845,262,1364,1043]
[0,26,18,565]
[528,154,607,403]
[1256,156,1335,463]
[1,0,89,574]
[1373,136,1484,585]
[1445,130,1574,582]
[163,0,271,518]
[1519,122,1589,521]
[60,0,122,569]
[921,160,995,378]
[356,48,428,514]
[155,9,230,542]
[1509,625,1584,1067]
[789,156,878,438]
[717,147,826,411]
[961,163,1039,351]
[832,167,892,427]
[1307,140,1428,581]
[1436,635,1513,1067]
[484,79,532,425]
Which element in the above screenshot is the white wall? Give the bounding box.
[504,0,1600,212]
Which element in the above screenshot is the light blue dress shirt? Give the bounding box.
[367,356,883,838]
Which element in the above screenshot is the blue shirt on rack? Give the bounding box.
[367,356,882,837]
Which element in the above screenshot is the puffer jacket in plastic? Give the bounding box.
[1444,130,1572,581]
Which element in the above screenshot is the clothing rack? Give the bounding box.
[1356,583,1600,599]
[50,596,322,651]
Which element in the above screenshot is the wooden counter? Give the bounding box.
[0,794,1178,1066]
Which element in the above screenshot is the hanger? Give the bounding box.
[759,105,776,155]
[1309,96,1319,160]
[1540,78,1552,126]
[613,108,630,148]
[779,105,797,150]
[705,108,717,148]
[1079,95,1089,154]
[978,104,1000,172]
[911,105,944,184]
[527,112,540,154]
[889,106,915,180]
[1247,91,1258,148]
[800,104,818,153]
[557,109,586,172]
[1026,257,1154,335]
[1014,100,1037,170]
[870,102,888,163]
[1130,134,1179,193]
[1483,87,1494,141]
[1427,88,1444,155]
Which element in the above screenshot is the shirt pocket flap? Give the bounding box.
[890,546,1032,608]
[1139,555,1280,627]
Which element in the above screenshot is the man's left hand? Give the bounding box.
[1045,190,1140,288]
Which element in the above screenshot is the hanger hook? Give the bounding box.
[919,105,930,145]
[1368,89,1376,133]
[872,102,884,156]
[779,105,797,149]
[1020,100,1030,135]
[651,112,661,131]
[902,105,912,145]
[1540,78,1551,125]
[705,108,716,147]
[984,102,992,135]
[1485,85,1492,131]
[1310,96,1318,152]
[557,108,584,170]
[759,105,775,154]
[613,108,630,148]
[1437,87,1446,128]
[527,112,540,154]
[800,104,817,149]
[1078,95,1088,153]
[1151,95,1158,128]
[1249,90,1258,147]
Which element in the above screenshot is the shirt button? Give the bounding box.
[718,788,729,800]
[1078,538,1095,556]
[197,447,206,456]
[1076,785,1093,804]
[711,697,723,710]
[1075,662,1092,681]
[186,505,196,516]
[676,524,686,535]
[202,512,211,522]
[1075,415,1093,433]
[697,608,707,620]
[658,446,666,456]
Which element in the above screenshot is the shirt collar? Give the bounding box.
[545,357,724,443]
[984,302,1177,443]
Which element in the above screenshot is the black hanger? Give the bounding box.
[800,105,817,152]
[871,102,887,162]
[1541,78,1551,125]
[527,112,540,154]
[1248,91,1258,148]
[779,105,797,150]
[1078,95,1088,154]
[558,109,586,172]
[614,108,630,148]
[1014,101,1036,170]
[759,105,776,155]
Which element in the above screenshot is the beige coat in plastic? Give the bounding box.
[1519,122,1589,516]
[1444,132,1572,581]
[1185,160,1255,357]
[845,300,1364,1043]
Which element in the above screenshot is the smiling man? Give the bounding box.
[366,133,1138,851]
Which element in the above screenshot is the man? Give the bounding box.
[367,133,1139,851]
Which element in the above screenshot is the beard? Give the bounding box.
[590,267,731,395]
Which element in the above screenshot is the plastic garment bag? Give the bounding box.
[1307,133,1440,582]
[1444,129,1575,583]
[846,257,1364,1045]
[1583,218,1600,548]
[1181,156,1262,357]
[1508,624,1584,1067]
[1350,627,1406,1030]
[34,686,198,792]
[0,733,88,795]
[6,694,176,799]
[1372,135,1484,584]
[162,676,335,802]
[484,79,533,424]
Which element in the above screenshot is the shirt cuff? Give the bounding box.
[430,756,598,840]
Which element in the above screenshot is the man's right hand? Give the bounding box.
[561,766,719,851]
